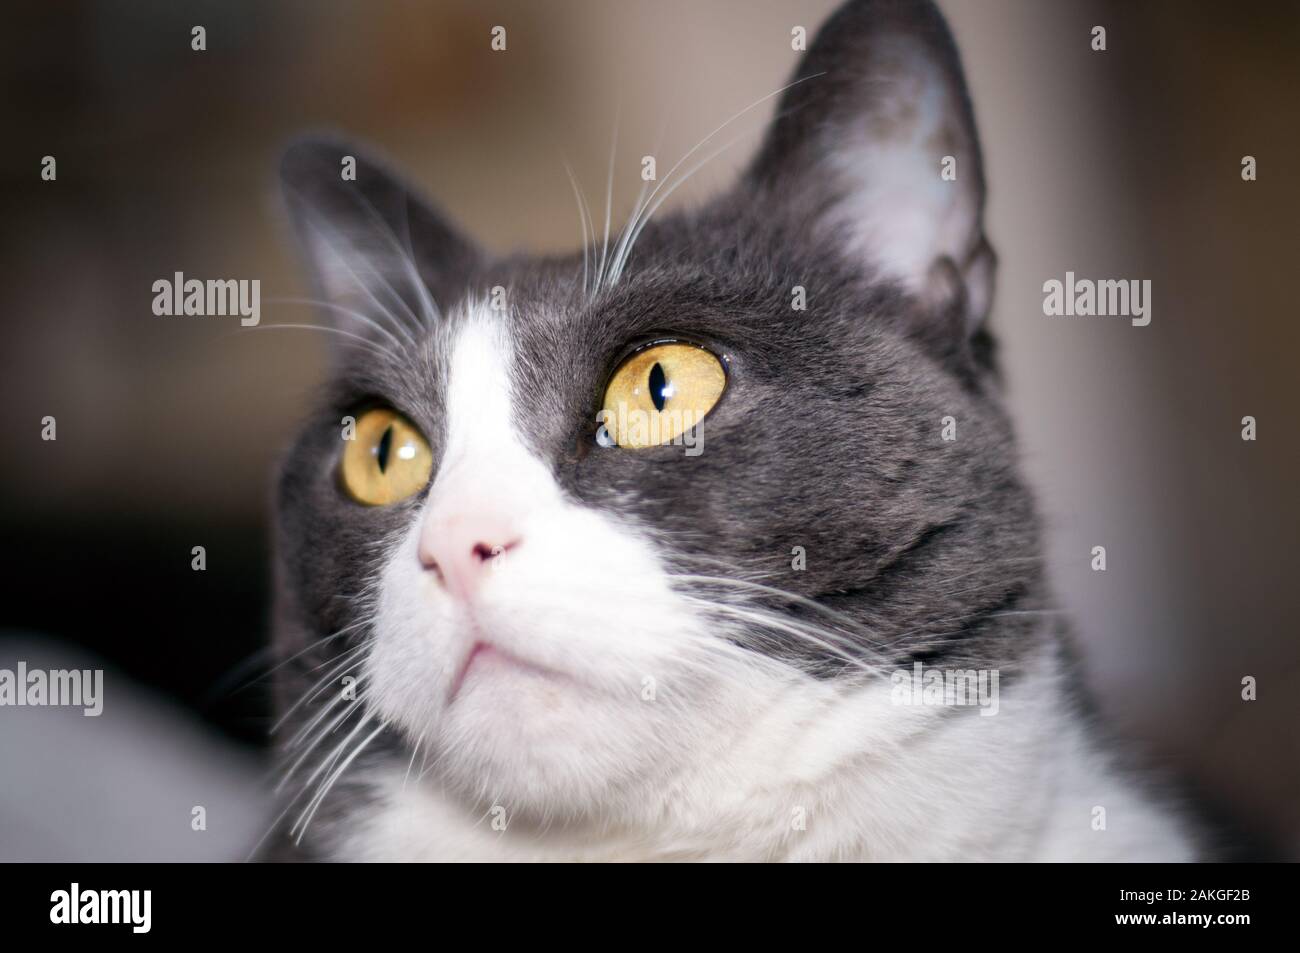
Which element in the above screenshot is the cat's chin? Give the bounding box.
[445,641,586,719]
[418,664,687,816]
[445,640,568,704]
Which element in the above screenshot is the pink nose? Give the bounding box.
[418,481,523,602]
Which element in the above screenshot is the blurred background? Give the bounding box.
[1,0,1297,860]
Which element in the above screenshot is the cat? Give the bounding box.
[263,0,1199,861]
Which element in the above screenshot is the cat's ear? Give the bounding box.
[746,0,994,339]
[279,134,480,340]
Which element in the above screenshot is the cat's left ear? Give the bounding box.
[746,0,994,339]
[279,134,480,339]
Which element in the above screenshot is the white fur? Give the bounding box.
[334,305,1194,862]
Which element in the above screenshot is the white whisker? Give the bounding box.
[606,72,825,286]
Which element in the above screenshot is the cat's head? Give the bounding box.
[274,0,1043,826]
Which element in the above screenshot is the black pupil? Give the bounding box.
[648,362,667,412]
[376,425,394,473]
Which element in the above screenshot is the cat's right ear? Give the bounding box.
[278,134,480,341]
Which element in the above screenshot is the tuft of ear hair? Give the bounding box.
[278,134,480,344]
[746,0,995,341]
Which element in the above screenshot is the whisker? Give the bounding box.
[294,205,422,344]
[402,731,427,792]
[685,597,886,678]
[264,295,410,353]
[219,625,361,704]
[284,666,369,752]
[284,696,373,800]
[609,126,755,285]
[398,186,443,326]
[597,105,620,289]
[562,159,592,297]
[606,71,825,286]
[302,178,440,331]
[241,322,401,363]
[271,640,370,736]
[293,717,386,845]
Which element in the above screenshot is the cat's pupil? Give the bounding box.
[376,425,393,473]
[648,362,667,412]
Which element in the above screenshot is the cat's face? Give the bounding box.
[274,0,1044,826]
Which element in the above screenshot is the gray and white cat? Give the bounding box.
[265,0,1198,861]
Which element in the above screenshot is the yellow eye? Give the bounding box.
[599,342,726,449]
[340,408,433,505]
